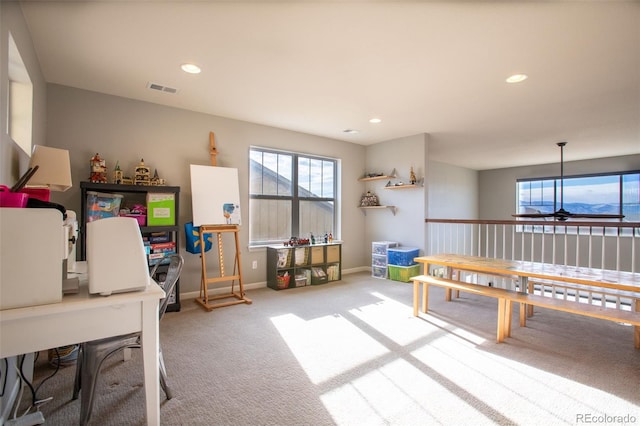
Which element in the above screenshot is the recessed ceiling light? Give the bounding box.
[369,118,382,124]
[506,74,527,83]
[343,129,359,134]
[181,63,201,74]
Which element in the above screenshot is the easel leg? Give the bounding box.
[195,225,252,311]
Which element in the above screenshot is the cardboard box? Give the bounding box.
[147,193,175,226]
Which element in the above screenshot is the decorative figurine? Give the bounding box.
[113,161,123,184]
[150,169,166,186]
[410,166,417,185]
[360,191,379,207]
[89,153,107,183]
[134,158,151,185]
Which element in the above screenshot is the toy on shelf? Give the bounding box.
[113,161,123,184]
[410,166,417,185]
[360,191,379,207]
[150,169,166,186]
[89,153,107,183]
[134,159,151,186]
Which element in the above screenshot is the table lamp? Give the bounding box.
[26,145,79,290]
[27,144,73,192]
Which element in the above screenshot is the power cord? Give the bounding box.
[8,350,61,424]
[1,358,8,397]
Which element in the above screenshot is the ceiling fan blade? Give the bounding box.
[511,213,555,218]
[564,213,625,219]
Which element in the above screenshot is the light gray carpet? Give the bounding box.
[22,272,640,425]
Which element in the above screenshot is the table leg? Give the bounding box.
[505,299,512,337]
[413,280,419,316]
[141,298,161,425]
[445,266,453,301]
[635,299,640,350]
[519,302,527,327]
[519,276,534,318]
[497,298,506,342]
[422,283,429,313]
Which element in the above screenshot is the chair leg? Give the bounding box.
[72,344,83,400]
[158,349,172,400]
[79,343,105,425]
[75,335,140,425]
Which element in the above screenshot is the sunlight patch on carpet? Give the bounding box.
[352,291,488,346]
[271,313,388,384]
[320,358,497,425]
[411,335,637,424]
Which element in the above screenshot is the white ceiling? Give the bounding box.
[19,0,640,170]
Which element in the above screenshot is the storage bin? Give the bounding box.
[276,274,291,289]
[372,254,387,267]
[310,246,324,264]
[311,266,328,285]
[372,266,387,279]
[19,187,50,202]
[326,263,340,281]
[327,245,340,263]
[86,191,123,222]
[124,214,146,226]
[372,241,398,256]
[0,186,28,207]
[388,264,421,282]
[388,247,420,266]
[294,275,308,287]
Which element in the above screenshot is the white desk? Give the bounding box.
[0,264,164,425]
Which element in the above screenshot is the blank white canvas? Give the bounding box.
[190,165,241,226]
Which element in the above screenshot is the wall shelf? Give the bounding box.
[358,169,396,182]
[358,206,396,215]
[384,184,420,190]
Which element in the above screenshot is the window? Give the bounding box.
[7,32,33,155]
[517,171,640,222]
[249,147,337,246]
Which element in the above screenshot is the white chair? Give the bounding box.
[72,253,184,425]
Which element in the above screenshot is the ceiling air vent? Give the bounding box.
[147,82,178,94]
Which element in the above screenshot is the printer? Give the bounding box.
[0,208,66,310]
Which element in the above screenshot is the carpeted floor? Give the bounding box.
[20,272,640,425]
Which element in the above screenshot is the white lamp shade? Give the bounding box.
[28,145,73,192]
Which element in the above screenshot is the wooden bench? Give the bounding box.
[412,274,640,348]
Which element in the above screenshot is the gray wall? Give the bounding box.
[427,160,478,219]
[45,84,367,294]
[363,134,428,253]
[0,3,48,421]
[0,1,47,184]
[479,154,640,220]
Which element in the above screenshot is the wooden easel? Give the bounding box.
[194,132,252,311]
[195,224,252,311]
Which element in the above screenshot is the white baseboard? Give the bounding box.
[180,267,371,301]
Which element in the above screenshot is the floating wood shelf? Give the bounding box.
[358,206,396,215]
[384,184,420,190]
[358,168,397,182]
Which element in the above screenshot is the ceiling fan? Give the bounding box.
[512,142,624,222]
